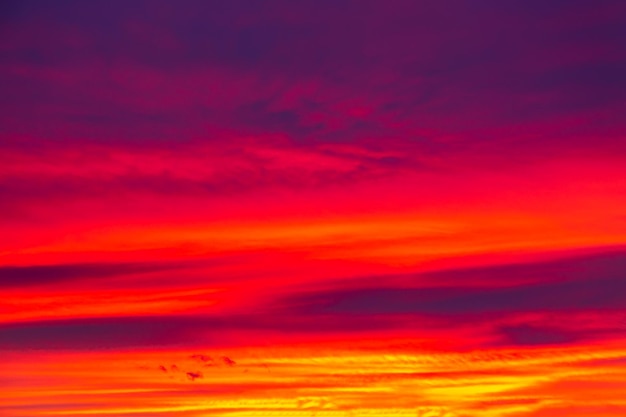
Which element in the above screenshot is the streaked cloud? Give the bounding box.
[1,0,624,416]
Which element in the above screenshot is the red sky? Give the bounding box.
[1,1,626,416]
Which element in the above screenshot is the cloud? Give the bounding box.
[286,276,626,317]
[418,248,626,286]
[186,371,202,381]
[2,250,624,350]
[285,250,626,316]
[0,261,189,288]
[190,354,212,363]
[0,312,398,351]
[0,316,211,350]
[495,324,582,347]
[258,250,626,347]
[1,0,624,160]
[221,356,236,366]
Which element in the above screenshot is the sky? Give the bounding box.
[1,0,625,416]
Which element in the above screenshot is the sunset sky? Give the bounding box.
[1,1,626,416]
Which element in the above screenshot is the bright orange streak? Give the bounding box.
[2,340,626,417]
[0,287,219,323]
[2,210,625,268]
